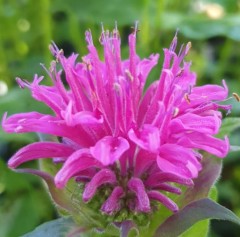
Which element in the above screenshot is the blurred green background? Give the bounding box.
[0,0,240,236]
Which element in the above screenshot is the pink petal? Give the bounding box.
[134,150,156,177]
[152,183,181,195]
[127,177,150,213]
[55,149,100,188]
[30,75,66,116]
[61,101,103,126]
[145,172,194,188]
[157,156,197,179]
[128,124,160,153]
[148,190,178,212]
[170,113,221,135]
[180,80,228,110]
[191,80,228,101]
[83,169,117,202]
[101,186,124,215]
[138,54,159,85]
[8,142,75,169]
[157,144,202,178]
[178,132,229,158]
[90,136,130,166]
[2,112,94,146]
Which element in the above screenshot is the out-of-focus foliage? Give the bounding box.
[0,0,240,236]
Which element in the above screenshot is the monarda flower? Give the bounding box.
[2,25,230,227]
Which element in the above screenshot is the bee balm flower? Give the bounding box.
[3,25,230,219]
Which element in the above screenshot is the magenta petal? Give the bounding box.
[157,157,192,178]
[191,81,228,101]
[148,190,178,212]
[61,101,103,126]
[55,149,100,188]
[90,136,129,166]
[83,169,117,202]
[178,133,229,158]
[8,142,75,169]
[145,172,194,188]
[158,144,201,178]
[127,177,150,213]
[128,124,160,153]
[2,112,93,146]
[101,186,124,215]
[153,183,182,195]
[170,113,221,135]
[134,150,156,177]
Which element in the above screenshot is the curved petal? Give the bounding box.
[127,177,150,213]
[148,190,178,212]
[180,81,228,110]
[83,169,117,202]
[178,133,229,158]
[145,172,194,188]
[8,142,75,169]
[55,149,101,188]
[128,124,160,153]
[101,186,124,215]
[158,144,202,178]
[61,101,103,126]
[90,136,130,166]
[2,112,94,146]
[170,113,221,135]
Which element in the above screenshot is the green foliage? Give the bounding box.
[0,160,55,237]
[22,217,77,237]
[154,198,240,237]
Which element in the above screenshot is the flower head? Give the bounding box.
[3,24,230,222]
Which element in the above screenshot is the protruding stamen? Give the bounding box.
[131,21,139,35]
[233,92,240,102]
[185,42,192,54]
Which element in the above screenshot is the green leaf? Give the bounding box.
[179,186,219,237]
[160,13,240,41]
[52,0,145,26]
[217,117,240,138]
[0,160,54,237]
[22,217,77,237]
[15,168,75,213]
[154,198,240,237]
[180,219,209,237]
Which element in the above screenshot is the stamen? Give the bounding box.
[232,92,240,102]
[125,69,134,82]
[184,93,191,104]
[173,107,179,117]
[131,21,139,34]
[176,69,184,77]
[185,42,192,54]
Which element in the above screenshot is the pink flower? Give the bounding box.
[2,24,231,216]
